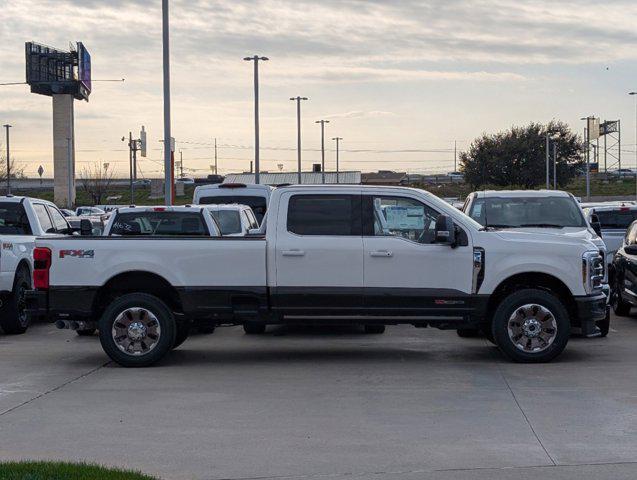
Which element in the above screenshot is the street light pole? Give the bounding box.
[3,124,11,195]
[244,55,269,184]
[315,120,329,184]
[630,92,637,201]
[332,136,342,184]
[162,0,173,205]
[553,142,557,190]
[545,133,549,189]
[214,137,218,175]
[290,96,308,184]
[580,117,592,200]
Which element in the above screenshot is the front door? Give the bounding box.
[362,194,475,316]
[273,192,364,316]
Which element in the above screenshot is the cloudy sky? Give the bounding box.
[1,0,637,177]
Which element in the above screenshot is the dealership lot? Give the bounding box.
[1,317,637,480]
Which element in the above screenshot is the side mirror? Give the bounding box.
[435,214,456,246]
[625,244,637,256]
[590,214,602,237]
[80,219,93,236]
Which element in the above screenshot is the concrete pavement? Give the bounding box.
[1,316,636,479]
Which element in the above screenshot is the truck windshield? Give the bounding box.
[595,209,637,229]
[469,196,586,228]
[199,196,267,223]
[209,210,242,235]
[110,212,208,236]
[0,202,32,235]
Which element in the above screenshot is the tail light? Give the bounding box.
[33,247,52,290]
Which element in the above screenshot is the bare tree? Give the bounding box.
[80,163,114,205]
[0,143,25,185]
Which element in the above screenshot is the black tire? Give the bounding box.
[611,287,631,316]
[173,322,189,349]
[76,328,97,337]
[491,289,570,363]
[456,328,481,338]
[0,267,31,335]
[364,324,386,334]
[98,293,176,367]
[243,321,266,335]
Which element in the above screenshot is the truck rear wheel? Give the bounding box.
[491,289,569,363]
[0,267,31,335]
[98,293,176,367]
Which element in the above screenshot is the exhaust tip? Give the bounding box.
[70,321,80,331]
[55,320,67,329]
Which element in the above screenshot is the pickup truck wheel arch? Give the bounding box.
[486,272,576,327]
[93,271,183,320]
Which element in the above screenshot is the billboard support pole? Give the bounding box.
[162,0,173,206]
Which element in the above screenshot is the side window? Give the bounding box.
[47,206,70,232]
[287,194,361,236]
[33,204,54,233]
[370,196,440,244]
[627,223,637,245]
[246,210,259,229]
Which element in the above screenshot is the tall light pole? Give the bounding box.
[580,116,592,200]
[332,136,342,184]
[630,92,637,201]
[214,137,218,175]
[553,142,557,190]
[290,96,308,184]
[315,120,329,183]
[3,124,11,195]
[244,55,268,184]
[545,133,550,189]
[162,0,173,205]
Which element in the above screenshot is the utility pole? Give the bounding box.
[290,96,308,184]
[553,142,557,189]
[630,92,637,201]
[244,55,268,184]
[129,131,133,201]
[3,124,11,195]
[545,133,549,189]
[179,150,184,178]
[315,120,329,183]
[162,0,173,205]
[214,137,218,175]
[454,140,457,173]
[332,136,342,184]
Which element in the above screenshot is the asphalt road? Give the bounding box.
[1,316,637,480]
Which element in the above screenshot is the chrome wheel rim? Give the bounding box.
[16,283,28,327]
[507,303,557,353]
[111,307,161,356]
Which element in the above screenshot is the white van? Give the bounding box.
[193,183,272,224]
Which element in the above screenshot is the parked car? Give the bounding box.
[582,202,637,267]
[76,206,106,217]
[175,177,195,185]
[0,196,77,334]
[133,179,151,187]
[193,183,272,224]
[462,190,609,336]
[202,204,259,236]
[104,206,221,237]
[610,169,636,178]
[59,208,75,217]
[27,185,607,367]
[611,220,637,316]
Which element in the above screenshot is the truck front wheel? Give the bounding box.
[491,289,569,363]
[98,293,176,367]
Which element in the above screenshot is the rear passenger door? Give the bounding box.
[273,192,363,315]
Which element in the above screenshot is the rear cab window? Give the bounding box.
[32,203,54,233]
[210,210,243,235]
[199,195,267,223]
[287,194,361,236]
[0,202,32,235]
[595,209,637,230]
[109,211,209,236]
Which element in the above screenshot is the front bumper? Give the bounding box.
[574,292,608,336]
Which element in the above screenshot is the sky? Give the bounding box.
[1,0,637,178]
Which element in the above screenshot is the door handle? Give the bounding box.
[282,249,305,257]
[370,250,393,257]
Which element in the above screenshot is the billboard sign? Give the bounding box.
[587,117,600,141]
[77,42,91,100]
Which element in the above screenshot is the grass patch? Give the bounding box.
[0,461,159,480]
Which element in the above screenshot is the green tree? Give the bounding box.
[460,121,584,188]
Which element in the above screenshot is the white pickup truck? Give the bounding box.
[27,185,607,367]
[0,195,77,334]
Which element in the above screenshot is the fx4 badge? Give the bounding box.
[60,249,95,259]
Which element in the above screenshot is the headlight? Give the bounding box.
[582,250,604,294]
